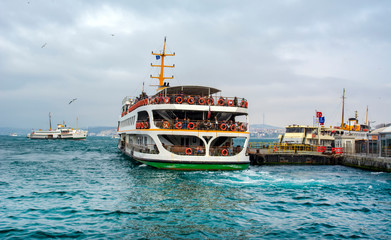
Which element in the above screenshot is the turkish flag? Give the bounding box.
[316,112,322,118]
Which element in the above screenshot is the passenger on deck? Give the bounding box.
[206,120,211,129]
[199,120,206,130]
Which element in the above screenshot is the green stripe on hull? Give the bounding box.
[139,161,249,171]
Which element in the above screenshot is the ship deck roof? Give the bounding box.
[157,85,221,96]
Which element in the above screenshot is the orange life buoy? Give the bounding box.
[228,100,234,106]
[176,96,183,104]
[175,122,183,129]
[154,97,160,104]
[230,124,237,131]
[198,98,206,105]
[221,149,228,156]
[149,98,153,104]
[144,122,149,129]
[136,122,139,129]
[220,123,227,131]
[188,122,195,130]
[164,97,170,104]
[188,97,195,105]
[185,148,192,155]
[273,146,277,152]
[240,124,245,131]
[218,99,225,106]
[249,143,253,148]
[139,122,144,129]
[207,98,214,105]
[163,121,169,129]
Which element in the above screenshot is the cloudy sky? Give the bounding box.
[1,0,390,129]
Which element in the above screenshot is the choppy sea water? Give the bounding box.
[1,136,390,239]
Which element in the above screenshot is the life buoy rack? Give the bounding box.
[230,124,237,131]
[240,124,245,131]
[176,96,183,104]
[198,98,206,105]
[175,122,183,129]
[185,148,192,155]
[220,123,227,131]
[163,121,170,129]
[207,98,214,105]
[218,99,225,106]
[221,149,228,156]
[188,122,195,130]
[228,100,234,106]
[188,97,195,105]
[164,97,170,104]
[154,97,160,104]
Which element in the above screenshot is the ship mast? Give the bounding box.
[341,88,345,128]
[365,105,368,126]
[150,37,175,91]
[49,112,52,131]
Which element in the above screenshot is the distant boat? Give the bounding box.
[27,113,88,140]
[27,124,88,140]
[9,133,18,137]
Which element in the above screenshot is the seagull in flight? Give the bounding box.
[69,98,77,104]
[41,43,47,48]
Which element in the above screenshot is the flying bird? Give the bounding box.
[41,43,47,48]
[68,98,77,104]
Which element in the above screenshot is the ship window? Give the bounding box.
[158,135,205,156]
[137,111,149,121]
[286,128,304,133]
[209,137,246,156]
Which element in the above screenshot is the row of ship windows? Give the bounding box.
[120,116,136,128]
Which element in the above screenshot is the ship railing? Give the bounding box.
[148,94,248,108]
[153,120,248,132]
[248,142,344,155]
[163,145,206,156]
[121,94,249,116]
[209,146,242,156]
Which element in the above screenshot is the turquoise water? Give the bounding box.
[1,136,390,239]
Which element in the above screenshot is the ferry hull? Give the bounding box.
[139,160,249,171]
[120,148,249,170]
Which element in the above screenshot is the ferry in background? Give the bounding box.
[279,89,369,146]
[117,38,250,170]
[27,113,88,140]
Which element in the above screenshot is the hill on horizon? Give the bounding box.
[250,124,283,129]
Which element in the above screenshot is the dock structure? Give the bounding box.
[249,150,391,172]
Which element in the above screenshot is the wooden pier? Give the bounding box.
[249,150,391,172]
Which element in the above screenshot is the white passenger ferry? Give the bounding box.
[117,38,250,170]
[27,113,87,140]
